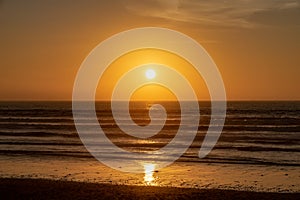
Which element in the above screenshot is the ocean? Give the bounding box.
[0,101,299,165]
[0,101,299,191]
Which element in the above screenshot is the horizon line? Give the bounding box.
[0,99,299,102]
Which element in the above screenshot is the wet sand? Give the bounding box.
[1,156,299,192]
[1,178,299,200]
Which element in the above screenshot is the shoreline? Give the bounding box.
[1,178,299,200]
[1,156,299,193]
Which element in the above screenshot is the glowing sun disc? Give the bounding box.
[145,69,156,79]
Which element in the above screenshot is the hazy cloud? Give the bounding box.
[125,0,300,28]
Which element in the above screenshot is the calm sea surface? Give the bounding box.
[0,101,299,166]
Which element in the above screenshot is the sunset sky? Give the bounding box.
[0,0,299,100]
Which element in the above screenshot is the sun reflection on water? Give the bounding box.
[143,163,156,185]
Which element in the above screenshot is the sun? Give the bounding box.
[145,69,156,79]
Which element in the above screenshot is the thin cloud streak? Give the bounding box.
[125,0,300,28]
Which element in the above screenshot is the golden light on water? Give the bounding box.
[143,163,156,185]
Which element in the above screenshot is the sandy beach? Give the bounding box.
[1,156,299,192]
[1,178,299,200]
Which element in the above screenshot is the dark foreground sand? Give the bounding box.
[0,178,299,200]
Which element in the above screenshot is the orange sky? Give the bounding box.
[96,49,208,101]
[0,0,299,100]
